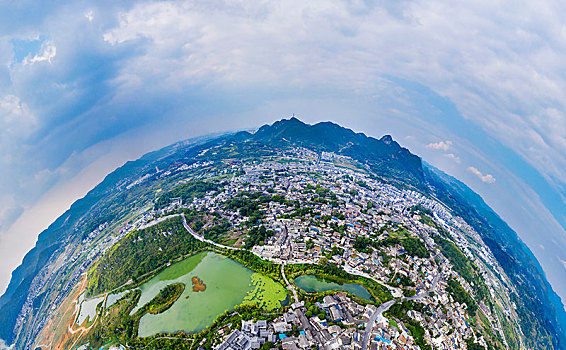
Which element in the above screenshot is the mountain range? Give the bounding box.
[0,118,564,349]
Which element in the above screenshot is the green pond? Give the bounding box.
[294,275,373,301]
[135,251,287,337]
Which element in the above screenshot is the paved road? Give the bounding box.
[172,213,443,350]
[181,213,237,250]
[182,214,301,305]
[406,271,441,301]
[281,263,299,303]
[361,300,396,350]
[138,214,181,230]
[343,266,403,297]
[296,308,325,345]
[361,270,442,349]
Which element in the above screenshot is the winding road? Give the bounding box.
[181,213,237,250]
[361,270,442,350]
[406,270,441,301]
[158,213,446,350]
[361,300,396,350]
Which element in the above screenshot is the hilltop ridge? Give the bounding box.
[245,118,425,189]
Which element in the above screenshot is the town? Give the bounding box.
[25,147,517,350]
[140,147,513,350]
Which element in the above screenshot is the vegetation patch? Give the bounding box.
[243,273,288,311]
[87,216,205,296]
[191,277,206,292]
[446,278,477,315]
[138,283,186,315]
[386,300,432,350]
[352,229,429,259]
[224,249,282,281]
[285,262,392,304]
[434,236,489,301]
[154,180,219,210]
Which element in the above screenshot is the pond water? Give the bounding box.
[294,275,373,301]
[106,290,129,309]
[76,295,104,325]
[130,252,207,315]
[135,251,287,337]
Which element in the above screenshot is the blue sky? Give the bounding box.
[1,0,566,314]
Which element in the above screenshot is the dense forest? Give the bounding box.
[137,283,185,315]
[87,216,205,296]
[446,278,477,314]
[225,249,282,281]
[434,236,489,301]
[352,234,429,259]
[387,300,431,350]
[245,226,274,249]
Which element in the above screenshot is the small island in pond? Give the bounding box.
[141,282,185,315]
[192,276,206,292]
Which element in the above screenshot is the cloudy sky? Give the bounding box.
[1,0,566,311]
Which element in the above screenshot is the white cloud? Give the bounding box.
[1,0,566,309]
[22,41,56,65]
[559,257,566,271]
[97,0,566,191]
[85,10,94,22]
[0,195,22,232]
[426,140,452,151]
[0,338,14,350]
[2,0,564,249]
[3,1,566,198]
[0,95,37,165]
[0,95,36,128]
[468,166,496,184]
[444,153,461,163]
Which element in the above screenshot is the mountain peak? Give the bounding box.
[380,135,394,144]
[249,118,425,189]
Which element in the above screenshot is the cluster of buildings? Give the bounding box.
[41,147,506,350]
[216,319,276,350]
[174,149,504,349]
[216,293,426,350]
[18,131,522,350]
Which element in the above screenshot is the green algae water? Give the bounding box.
[135,251,286,337]
[130,252,207,315]
[294,275,373,301]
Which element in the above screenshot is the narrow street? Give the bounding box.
[362,269,442,349]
